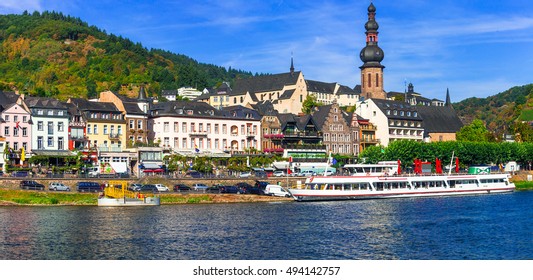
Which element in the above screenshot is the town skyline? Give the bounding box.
[1,0,532,102]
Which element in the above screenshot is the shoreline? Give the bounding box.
[1,180,531,206]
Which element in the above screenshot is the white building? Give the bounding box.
[356,99,424,146]
[148,101,261,155]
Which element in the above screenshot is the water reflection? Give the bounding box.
[0,192,531,260]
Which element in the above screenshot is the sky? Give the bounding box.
[1,0,532,102]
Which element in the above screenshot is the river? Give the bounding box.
[1,191,531,260]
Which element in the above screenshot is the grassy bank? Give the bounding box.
[0,188,290,206]
[514,181,533,190]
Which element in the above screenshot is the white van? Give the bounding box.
[264,184,291,197]
[86,166,100,177]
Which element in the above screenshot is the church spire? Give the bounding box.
[290,54,295,75]
[445,88,452,107]
[359,2,385,100]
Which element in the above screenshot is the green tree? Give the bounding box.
[301,94,322,114]
[456,119,493,142]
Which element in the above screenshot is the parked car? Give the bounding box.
[192,183,209,191]
[139,184,159,193]
[76,181,102,192]
[264,184,291,197]
[185,171,203,178]
[298,170,316,177]
[129,183,143,192]
[173,184,191,192]
[239,171,252,178]
[20,180,45,190]
[234,181,266,195]
[206,186,220,193]
[49,182,70,191]
[154,184,169,192]
[253,171,267,178]
[219,185,240,194]
[273,170,286,177]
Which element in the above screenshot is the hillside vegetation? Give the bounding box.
[0,11,254,100]
[454,84,533,139]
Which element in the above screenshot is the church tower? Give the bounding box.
[359,3,386,100]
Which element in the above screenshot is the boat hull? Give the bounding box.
[98,196,160,206]
[288,186,515,202]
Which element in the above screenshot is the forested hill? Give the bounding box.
[454,84,533,137]
[0,11,254,100]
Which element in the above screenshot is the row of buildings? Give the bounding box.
[0,3,463,175]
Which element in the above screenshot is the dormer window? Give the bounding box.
[37,109,43,115]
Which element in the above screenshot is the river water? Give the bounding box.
[0,191,531,260]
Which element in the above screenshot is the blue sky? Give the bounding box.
[1,0,532,102]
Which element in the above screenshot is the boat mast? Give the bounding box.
[448,151,455,176]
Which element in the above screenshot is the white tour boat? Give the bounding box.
[288,172,515,202]
[98,180,160,206]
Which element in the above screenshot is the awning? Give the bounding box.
[32,150,76,156]
[143,168,164,173]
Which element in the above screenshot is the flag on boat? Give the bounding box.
[397,159,401,175]
[455,157,460,173]
[435,158,442,174]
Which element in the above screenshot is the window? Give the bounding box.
[129,120,134,129]
[58,137,64,150]
[174,122,179,132]
[4,126,9,136]
[13,116,18,122]
[48,122,53,134]
[190,123,195,132]
[207,124,211,133]
[110,125,115,136]
[13,127,18,136]
[164,137,169,146]
[222,124,227,134]
[137,120,142,130]
[13,142,18,150]
[376,73,379,87]
[48,137,54,147]
[87,124,91,134]
[182,122,187,133]
[182,138,187,148]
[164,122,169,132]
[38,121,43,131]
[23,116,27,123]
[199,123,203,132]
[37,109,43,115]
[37,137,43,149]
[367,73,371,87]
[103,125,108,135]
[22,127,27,137]
[93,124,98,134]
[23,142,27,150]
[4,115,9,122]
[215,124,219,134]
[118,126,122,135]
[47,110,53,116]
[58,122,64,132]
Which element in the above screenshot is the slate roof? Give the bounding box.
[311,104,333,130]
[25,96,67,109]
[416,106,463,133]
[306,80,336,93]
[150,100,220,117]
[250,101,278,116]
[220,105,261,120]
[373,99,423,121]
[0,91,20,110]
[232,71,301,95]
[69,98,121,112]
[277,113,299,131]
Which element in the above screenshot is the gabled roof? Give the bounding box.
[250,100,278,116]
[311,104,333,130]
[337,85,358,95]
[277,113,299,131]
[416,106,463,133]
[0,91,20,109]
[233,71,301,95]
[150,100,219,117]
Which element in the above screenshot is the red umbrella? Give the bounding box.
[455,157,460,173]
[397,159,401,175]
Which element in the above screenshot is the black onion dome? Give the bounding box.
[360,44,384,63]
[365,20,379,31]
[368,3,376,12]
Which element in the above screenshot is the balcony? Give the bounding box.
[246,131,257,138]
[190,131,208,137]
[283,131,321,139]
[70,135,88,141]
[98,145,123,152]
[263,134,284,139]
[70,121,86,127]
[108,133,121,140]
